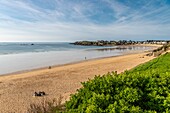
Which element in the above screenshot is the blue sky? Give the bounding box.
[0,0,170,42]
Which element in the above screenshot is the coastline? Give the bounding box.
[0,44,160,77]
[0,50,146,77]
[0,44,161,112]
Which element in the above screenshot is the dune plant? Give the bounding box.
[66,53,170,112]
[27,95,65,113]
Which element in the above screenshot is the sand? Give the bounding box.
[0,51,158,113]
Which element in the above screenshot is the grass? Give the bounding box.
[130,52,170,73]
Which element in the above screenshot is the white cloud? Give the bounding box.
[0,0,170,41]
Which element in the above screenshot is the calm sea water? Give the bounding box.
[0,42,154,75]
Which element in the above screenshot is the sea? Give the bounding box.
[0,42,154,75]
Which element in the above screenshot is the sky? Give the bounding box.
[0,0,170,42]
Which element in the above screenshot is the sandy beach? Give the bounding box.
[1,0,169,111]
[0,50,159,113]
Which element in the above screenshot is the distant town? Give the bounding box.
[71,40,170,46]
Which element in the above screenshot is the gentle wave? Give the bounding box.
[0,42,110,55]
[0,42,155,75]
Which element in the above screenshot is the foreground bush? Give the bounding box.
[66,53,170,112]
[28,53,170,112]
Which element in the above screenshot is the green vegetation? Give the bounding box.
[66,53,170,113]
[28,53,170,113]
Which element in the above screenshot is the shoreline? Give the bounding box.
[0,52,140,77]
[0,44,161,77]
[0,51,144,78]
